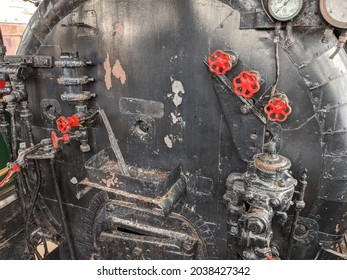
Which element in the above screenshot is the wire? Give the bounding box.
[50,159,76,259]
[79,110,99,121]
[261,0,275,23]
[0,167,9,177]
[25,159,42,259]
[270,41,280,98]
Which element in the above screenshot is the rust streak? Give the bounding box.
[81,178,155,204]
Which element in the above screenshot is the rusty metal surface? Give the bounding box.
[0,0,346,260]
[95,200,206,260]
[0,24,26,55]
[254,153,291,173]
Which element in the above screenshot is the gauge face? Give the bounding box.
[268,0,304,21]
[320,0,347,29]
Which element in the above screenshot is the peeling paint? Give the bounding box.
[170,112,181,124]
[164,135,173,148]
[103,52,112,90]
[170,79,185,107]
[112,59,127,85]
[170,55,178,62]
[172,94,183,107]
[101,174,119,188]
[172,80,185,95]
[114,22,124,37]
[70,177,78,184]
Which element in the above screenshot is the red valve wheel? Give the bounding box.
[232,70,260,98]
[0,80,6,89]
[208,50,232,75]
[264,97,292,122]
[56,115,80,134]
[51,131,70,149]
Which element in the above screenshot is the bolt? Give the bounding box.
[270,198,280,208]
[80,143,91,153]
[247,217,265,234]
[240,105,251,114]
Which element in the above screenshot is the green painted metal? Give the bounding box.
[0,132,11,193]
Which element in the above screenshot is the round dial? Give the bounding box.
[268,0,304,21]
[320,0,347,29]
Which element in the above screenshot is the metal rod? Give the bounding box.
[286,171,307,259]
[98,109,129,176]
[6,103,17,160]
[203,60,267,124]
[50,158,76,259]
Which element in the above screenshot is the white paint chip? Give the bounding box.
[170,80,185,107]
[172,80,185,95]
[70,177,78,184]
[170,112,181,124]
[164,135,173,148]
[172,94,183,107]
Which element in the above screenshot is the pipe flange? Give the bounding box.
[254,153,291,173]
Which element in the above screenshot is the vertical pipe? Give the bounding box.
[50,158,76,260]
[286,172,307,259]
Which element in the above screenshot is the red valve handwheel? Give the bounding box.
[208,50,232,75]
[264,97,292,122]
[232,70,260,98]
[56,115,80,134]
[0,80,6,89]
[51,131,70,149]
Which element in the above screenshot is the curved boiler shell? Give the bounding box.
[6,0,347,259]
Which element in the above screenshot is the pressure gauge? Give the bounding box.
[320,0,347,29]
[268,0,304,21]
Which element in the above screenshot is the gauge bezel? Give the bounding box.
[320,0,347,29]
[268,0,304,22]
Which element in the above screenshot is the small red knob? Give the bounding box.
[12,164,20,173]
[51,131,70,149]
[56,115,80,134]
[265,97,292,122]
[232,70,260,98]
[208,50,232,75]
[0,80,6,89]
[266,254,277,260]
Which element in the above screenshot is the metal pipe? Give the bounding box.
[50,158,76,259]
[5,103,28,215]
[25,160,42,259]
[5,103,17,160]
[286,171,307,259]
